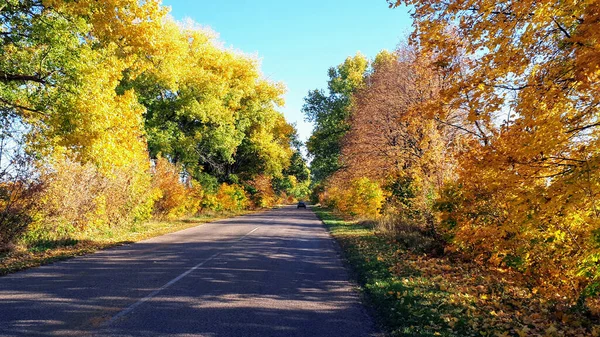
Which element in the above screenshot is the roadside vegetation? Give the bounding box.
[305,0,600,335]
[0,1,309,269]
[316,208,600,337]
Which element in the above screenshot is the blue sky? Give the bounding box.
[162,0,413,142]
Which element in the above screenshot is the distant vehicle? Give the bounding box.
[297,201,307,209]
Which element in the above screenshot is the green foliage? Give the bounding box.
[272,150,311,200]
[0,0,85,119]
[284,151,311,183]
[303,53,369,183]
[124,22,294,183]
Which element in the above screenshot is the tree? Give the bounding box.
[341,48,456,187]
[326,46,460,236]
[0,0,170,244]
[303,53,369,183]
[390,0,600,297]
[0,0,299,248]
[124,22,294,185]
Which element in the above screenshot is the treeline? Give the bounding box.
[306,0,600,312]
[0,0,309,250]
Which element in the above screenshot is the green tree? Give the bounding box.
[303,53,368,183]
[122,23,294,185]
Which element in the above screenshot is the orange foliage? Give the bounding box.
[249,175,277,208]
[341,47,457,187]
[387,0,600,298]
[0,180,43,251]
[151,157,203,219]
[330,46,460,233]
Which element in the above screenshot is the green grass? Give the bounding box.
[0,210,253,276]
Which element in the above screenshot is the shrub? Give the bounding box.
[150,157,207,219]
[151,157,190,219]
[215,183,248,212]
[376,176,447,254]
[0,180,43,251]
[26,154,153,243]
[248,175,276,208]
[323,177,384,219]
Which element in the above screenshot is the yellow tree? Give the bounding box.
[390,0,600,297]
[0,0,168,239]
[127,20,294,184]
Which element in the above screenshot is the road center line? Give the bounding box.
[237,227,259,241]
[103,226,260,327]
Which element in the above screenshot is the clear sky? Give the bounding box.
[161,0,413,143]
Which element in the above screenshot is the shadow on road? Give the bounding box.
[0,207,377,337]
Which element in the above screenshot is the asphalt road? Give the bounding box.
[0,206,379,337]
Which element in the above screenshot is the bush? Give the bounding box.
[248,175,276,208]
[0,180,43,251]
[25,154,153,243]
[151,158,186,218]
[215,183,248,212]
[323,177,384,219]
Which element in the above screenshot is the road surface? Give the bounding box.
[0,206,378,336]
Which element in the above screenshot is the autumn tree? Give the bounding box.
[390,0,600,297]
[334,47,459,235]
[123,21,294,187]
[0,0,169,242]
[0,1,297,246]
[341,48,456,185]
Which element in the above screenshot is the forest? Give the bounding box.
[0,0,310,254]
[305,0,600,335]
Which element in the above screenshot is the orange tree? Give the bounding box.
[390,0,600,298]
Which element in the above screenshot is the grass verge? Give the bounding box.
[0,210,253,276]
[315,207,600,337]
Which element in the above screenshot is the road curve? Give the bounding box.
[0,206,379,337]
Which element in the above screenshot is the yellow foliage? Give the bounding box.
[43,0,168,74]
[215,183,248,212]
[1,0,294,248]
[30,153,152,241]
[323,177,384,219]
[386,0,600,298]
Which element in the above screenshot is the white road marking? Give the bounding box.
[237,227,259,241]
[103,226,260,326]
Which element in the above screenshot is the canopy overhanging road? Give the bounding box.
[0,206,378,337]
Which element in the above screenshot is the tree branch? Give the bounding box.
[0,72,46,84]
[0,97,45,115]
[553,17,572,39]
